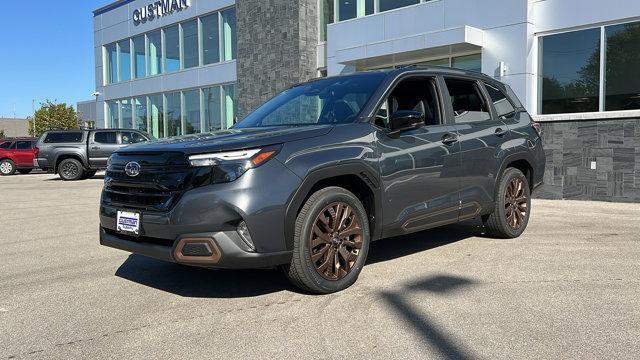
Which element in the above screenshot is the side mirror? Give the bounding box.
[388,110,425,135]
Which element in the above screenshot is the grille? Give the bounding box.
[102,152,193,212]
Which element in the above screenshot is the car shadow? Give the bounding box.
[114,219,486,298]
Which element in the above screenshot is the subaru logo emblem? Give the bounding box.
[125,161,141,177]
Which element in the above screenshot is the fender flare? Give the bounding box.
[283,163,383,250]
[54,150,89,172]
[493,151,535,201]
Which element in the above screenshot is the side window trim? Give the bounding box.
[482,81,520,120]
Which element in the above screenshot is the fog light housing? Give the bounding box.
[237,221,255,251]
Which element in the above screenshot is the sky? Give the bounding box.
[0,0,113,118]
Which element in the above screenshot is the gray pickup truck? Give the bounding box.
[34,129,150,180]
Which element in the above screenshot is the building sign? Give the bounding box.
[133,0,190,26]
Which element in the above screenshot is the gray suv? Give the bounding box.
[99,67,545,293]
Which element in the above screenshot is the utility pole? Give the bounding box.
[32,99,36,135]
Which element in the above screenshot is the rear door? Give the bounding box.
[442,77,512,218]
[375,75,462,236]
[13,140,35,166]
[89,131,119,168]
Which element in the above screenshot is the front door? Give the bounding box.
[12,140,35,167]
[375,76,461,237]
[89,131,120,168]
[441,77,512,218]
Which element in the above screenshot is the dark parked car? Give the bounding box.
[0,138,38,176]
[35,129,150,180]
[99,67,545,293]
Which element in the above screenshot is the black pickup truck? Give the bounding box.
[34,129,150,180]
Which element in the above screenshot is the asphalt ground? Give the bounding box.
[1,172,639,359]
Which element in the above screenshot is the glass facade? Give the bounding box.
[320,0,334,42]
[335,0,431,22]
[379,0,420,12]
[538,21,640,114]
[104,7,236,85]
[106,84,237,138]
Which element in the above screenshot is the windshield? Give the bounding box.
[234,73,387,128]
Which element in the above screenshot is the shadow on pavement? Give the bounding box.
[367,219,485,265]
[115,254,298,298]
[380,274,478,359]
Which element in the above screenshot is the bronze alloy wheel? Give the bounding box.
[505,177,528,229]
[309,202,363,281]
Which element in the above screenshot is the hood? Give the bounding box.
[117,125,333,155]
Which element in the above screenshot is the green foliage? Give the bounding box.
[0,129,5,139]
[28,101,79,137]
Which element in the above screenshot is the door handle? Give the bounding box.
[91,146,100,150]
[495,128,508,137]
[441,133,459,145]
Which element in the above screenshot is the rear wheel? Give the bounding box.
[18,169,33,175]
[0,159,16,176]
[284,187,370,294]
[483,168,531,238]
[58,159,84,181]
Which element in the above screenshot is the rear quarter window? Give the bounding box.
[44,132,84,143]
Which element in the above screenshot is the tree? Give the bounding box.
[0,129,5,139]
[28,101,80,137]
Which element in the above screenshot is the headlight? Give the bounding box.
[188,146,280,183]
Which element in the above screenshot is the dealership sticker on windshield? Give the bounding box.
[117,210,140,235]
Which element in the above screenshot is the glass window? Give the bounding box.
[539,28,600,114]
[203,86,222,132]
[485,83,516,118]
[107,101,119,128]
[452,54,481,72]
[182,20,199,69]
[444,78,491,123]
[222,84,237,129]
[165,92,182,137]
[147,30,162,76]
[320,0,334,42]
[164,25,181,73]
[149,94,164,138]
[15,141,32,150]
[94,131,118,144]
[133,97,148,132]
[0,142,11,149]
[235,73,386,128]
[183,90,201,134]
[201,13,220,65]
[418,58,450,67]
[105,43,118,84]
[132,35,146,79]
[379,0,420,12]
[44,132,83,143]
[605,22,640,111]
[120,99,133,128]
[337,0,374,21]
[222,8,237,61]
[118,40,131,81]
[120,132,148,144]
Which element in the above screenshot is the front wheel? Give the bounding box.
[58,159,84,181]
[0,159,16,176]
[483,168,531,238]
[284,187,370,294]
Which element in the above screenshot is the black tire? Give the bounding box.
[58,158,84,181]
[284,187,371,294]
[18,169,33,175]
[0,159,16,176]
[82,170,98,179]
[483,168,531,238]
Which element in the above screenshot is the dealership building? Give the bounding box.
[91,0,640,202]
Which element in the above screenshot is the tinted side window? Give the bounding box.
[44,132,83,143]
[15,141,33,150]
[120,132,147,144]
[485,83,516,118]
[94,132,117,144]
[375,77,441,128]
[0,141,12,149]
[445,79,491,123]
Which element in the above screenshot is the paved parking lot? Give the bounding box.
[1,173,639,359]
